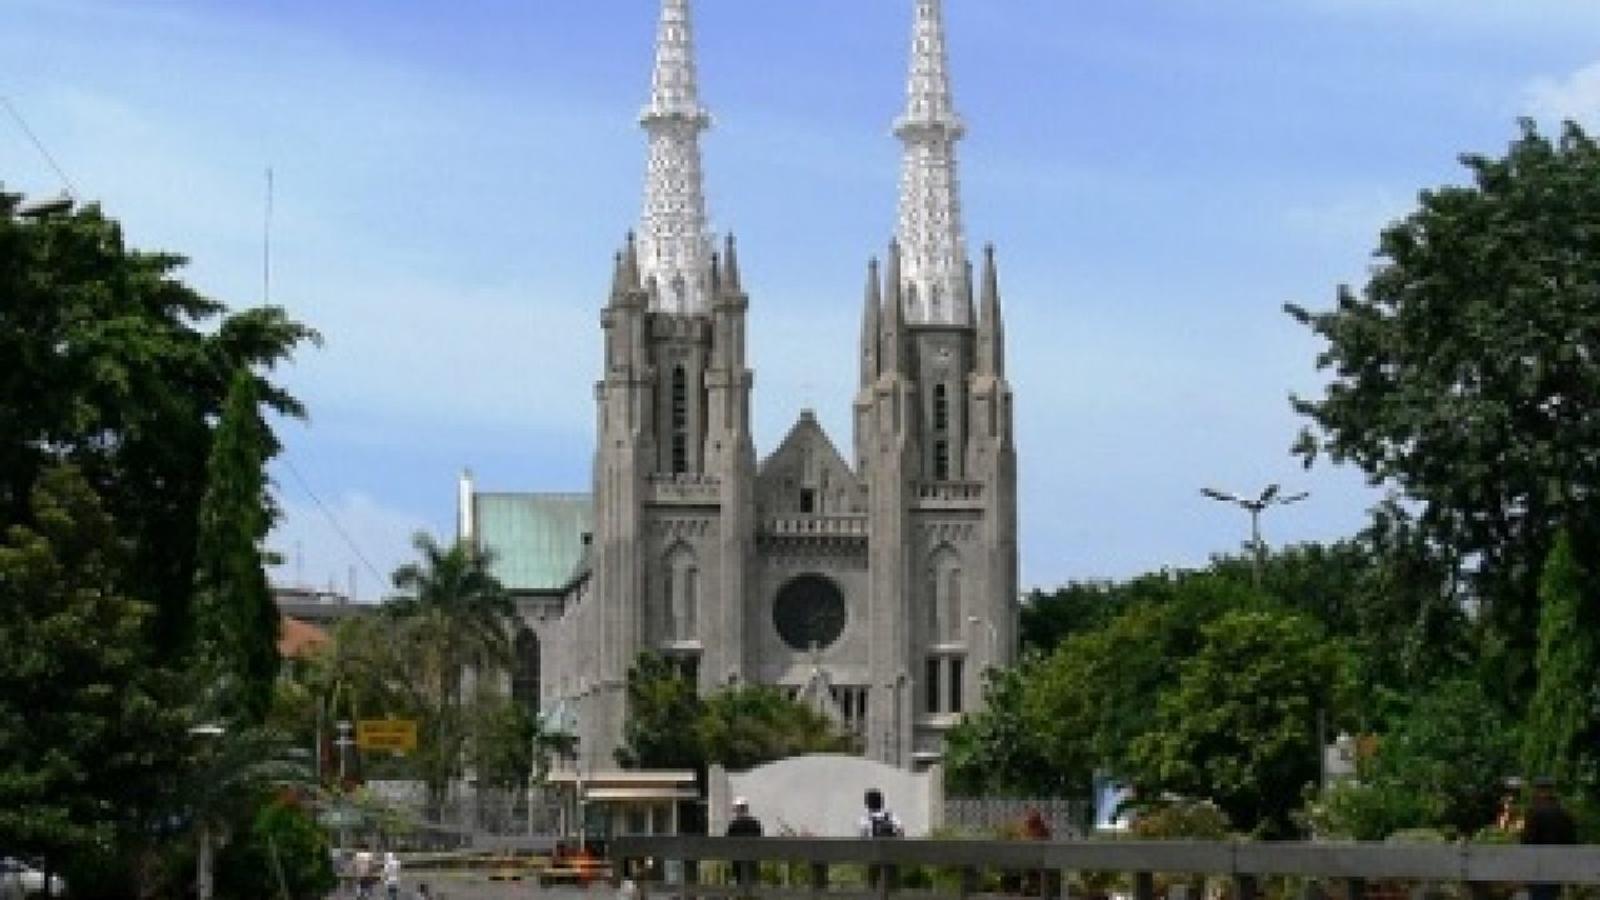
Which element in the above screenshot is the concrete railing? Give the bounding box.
[761,516,870,538]
[612,837,1600,900]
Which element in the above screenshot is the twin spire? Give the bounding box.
[635,0,984,330]
[638,0,714,314]
[895,0,970,326]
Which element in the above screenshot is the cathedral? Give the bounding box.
[459,0,1018,772]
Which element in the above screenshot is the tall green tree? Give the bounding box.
[388,533,516,816]
[1128,609,1351,837]
[1287,120,1600,698]
[0,466,187,882]
[194,369,281,723]
[1522,530,1598,786]
[0,194,316,655]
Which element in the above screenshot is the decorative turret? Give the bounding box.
[721,233,743,297]
[639,0,715,314]
[860,258,882,388]
[977,244,1005,376]
[881,240,911,377]
[894,0,968,325]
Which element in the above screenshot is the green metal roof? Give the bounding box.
[474,493,592,592]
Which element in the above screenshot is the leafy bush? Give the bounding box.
[215,797,335,900]
[1130,799,1231,839]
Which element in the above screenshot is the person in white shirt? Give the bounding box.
[857,788,902,838]
[382,852,401,900]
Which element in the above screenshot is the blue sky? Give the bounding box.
[6,0,1600,597]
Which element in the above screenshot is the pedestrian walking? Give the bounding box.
[382,851,401,900]
[726,796,763,892]
[858,788,902,839]
[1522,776,1577,900]
[726,796,763,837]
[352,847,375,900]
[859,788,903,890]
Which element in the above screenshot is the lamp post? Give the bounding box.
[334,720,355,852]
[189,724,225,900]
[1199,484,1308,588]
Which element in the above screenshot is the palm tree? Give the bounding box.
[387,532,516,820]
[175,725,313,900]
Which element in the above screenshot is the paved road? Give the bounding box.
[333,876,608,900]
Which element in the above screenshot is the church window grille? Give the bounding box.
[800,488,817,514]
[949,657,964,714]
[925,657,941,714]
[671,365,689,474]
[934,440,950,481]
[934,383,949,431]
[773,574,848,651]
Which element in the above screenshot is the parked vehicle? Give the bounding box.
[0,858,64,898]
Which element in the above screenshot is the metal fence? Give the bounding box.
[943,798,1089,839]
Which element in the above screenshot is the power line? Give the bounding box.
[1,95,80,199]
[279,455,388,593]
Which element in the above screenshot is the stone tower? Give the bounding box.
[854,0,1018,765]
[586,0,757,764]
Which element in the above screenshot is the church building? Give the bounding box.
[459,0,1018,772]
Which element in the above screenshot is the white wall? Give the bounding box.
[709,754,943,837]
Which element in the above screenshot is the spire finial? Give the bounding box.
[894,0,969,326]
[638,0,715,314]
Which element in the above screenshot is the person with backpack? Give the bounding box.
[859,788,903,838]
[859,788,902,889]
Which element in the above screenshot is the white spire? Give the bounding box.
[894,0,969,326]
[638,0,715,314]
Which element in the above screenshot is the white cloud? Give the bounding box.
[1526,61,1600,129]
[267,491,432,603]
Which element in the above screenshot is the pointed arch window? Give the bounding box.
[662,545,698,642]
[680,567,698,637]
[934,440,950,481]
[512,627,540,713]
[671,365,689,474]
[946,569,962,643]
[934,383,949,432]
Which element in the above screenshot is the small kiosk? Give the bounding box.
[546,770,700,846]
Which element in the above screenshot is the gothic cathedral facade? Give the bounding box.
[471,0,1017,771]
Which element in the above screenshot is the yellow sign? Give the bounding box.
[356,719,418,753]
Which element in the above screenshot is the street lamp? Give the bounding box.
[189,724,225,900]
[1200,483,1308,588]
